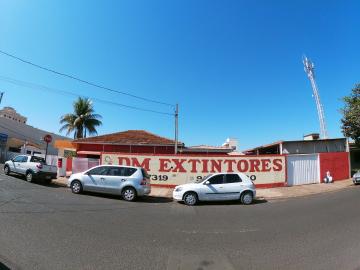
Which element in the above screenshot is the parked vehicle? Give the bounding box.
[68,165,151,201]
[353,170,360,185]
[4,155,57,183]
[173,173,256,206]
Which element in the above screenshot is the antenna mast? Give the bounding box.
[303,56,328,139]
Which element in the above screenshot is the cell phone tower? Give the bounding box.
[303,55,329,139]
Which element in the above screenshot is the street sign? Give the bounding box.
[0,133,8,143]
[43,134,52,143]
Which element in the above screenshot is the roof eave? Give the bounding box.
[72,141,185,147]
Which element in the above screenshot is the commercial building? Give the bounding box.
[243,135,347,155]
[0,107,68,161]
[58,130,235,158]
[0,107,27,124]
[243,134,350,186]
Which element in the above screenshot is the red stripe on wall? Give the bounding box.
[255,182,287,189]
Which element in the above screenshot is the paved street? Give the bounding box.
[1,171,360,270]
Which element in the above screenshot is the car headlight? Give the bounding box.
[175,187,183,192]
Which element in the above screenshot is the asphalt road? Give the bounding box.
[1,171,360,270]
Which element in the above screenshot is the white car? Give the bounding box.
[4,155,57,183]
[68,165,151,201]
[173,173,256,206]
[353,170,360,185]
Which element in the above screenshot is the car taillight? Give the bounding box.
[36,164,43,169]
[140,178,147,185]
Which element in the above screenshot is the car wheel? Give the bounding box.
[44,179,52,185]
[4,165,10,175]
[26,172,33,183]
[122,187,137,202]
[183,192,198,206]
[241,191,253,205]
[71,180,83,194]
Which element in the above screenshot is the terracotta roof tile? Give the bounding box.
[73,130,182,146]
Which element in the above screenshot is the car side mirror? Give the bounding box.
[204,181,210,185]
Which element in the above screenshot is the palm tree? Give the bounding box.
[59,97,102,139]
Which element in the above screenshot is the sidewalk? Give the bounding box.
[256,179,354,200]
[54,177,355,200]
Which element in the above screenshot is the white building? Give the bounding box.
[0,107,27,124]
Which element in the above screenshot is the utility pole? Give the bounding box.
[174,104,179,154]
[303,56,329,139]
[0,92,4,104]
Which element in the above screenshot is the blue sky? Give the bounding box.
[0,0,359,150]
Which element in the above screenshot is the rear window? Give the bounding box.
[30,156,46,164]
[141,168,150,179]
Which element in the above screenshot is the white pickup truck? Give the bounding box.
[4,155,57,183]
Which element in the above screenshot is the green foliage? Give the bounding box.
[341,84,360,145]
[59,97,102,139]
[64,150,77,158]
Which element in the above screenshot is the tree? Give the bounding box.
[341,84,360,145]
[59,97,102,139]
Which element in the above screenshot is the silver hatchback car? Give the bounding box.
[68,165,151,201]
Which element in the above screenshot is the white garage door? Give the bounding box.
[287,154,320,186]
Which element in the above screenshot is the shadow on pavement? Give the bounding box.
[0,262,11,270]
[8,174,63,188]
[136,196,173,203]
[80,191,173,204]
[195,198,268,206]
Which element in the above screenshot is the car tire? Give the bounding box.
[122,187,137,202]
[26,171,33,183]
[44,179,52,185]
[4,165,10,175]
[240,191,253,205]
[183,192,198,206]
[71,180,83,194]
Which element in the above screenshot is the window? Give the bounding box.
[9,147,21,153]
[106,167,121,176]
[87,166,108,176]
[106,167,137,177]
[13,156,24,162]
[225,174,241,183]
[208,174,224,185]
[141,168,150,179]
[30,156,46,164]
[123,168,137,176]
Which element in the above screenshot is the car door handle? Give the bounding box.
[100,178,105,180]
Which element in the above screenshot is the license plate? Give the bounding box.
[46,176,51,179]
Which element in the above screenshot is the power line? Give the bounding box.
[0,75,174,116]
[0,49,174,107]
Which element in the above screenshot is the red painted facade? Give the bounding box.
[319,152,350,182]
